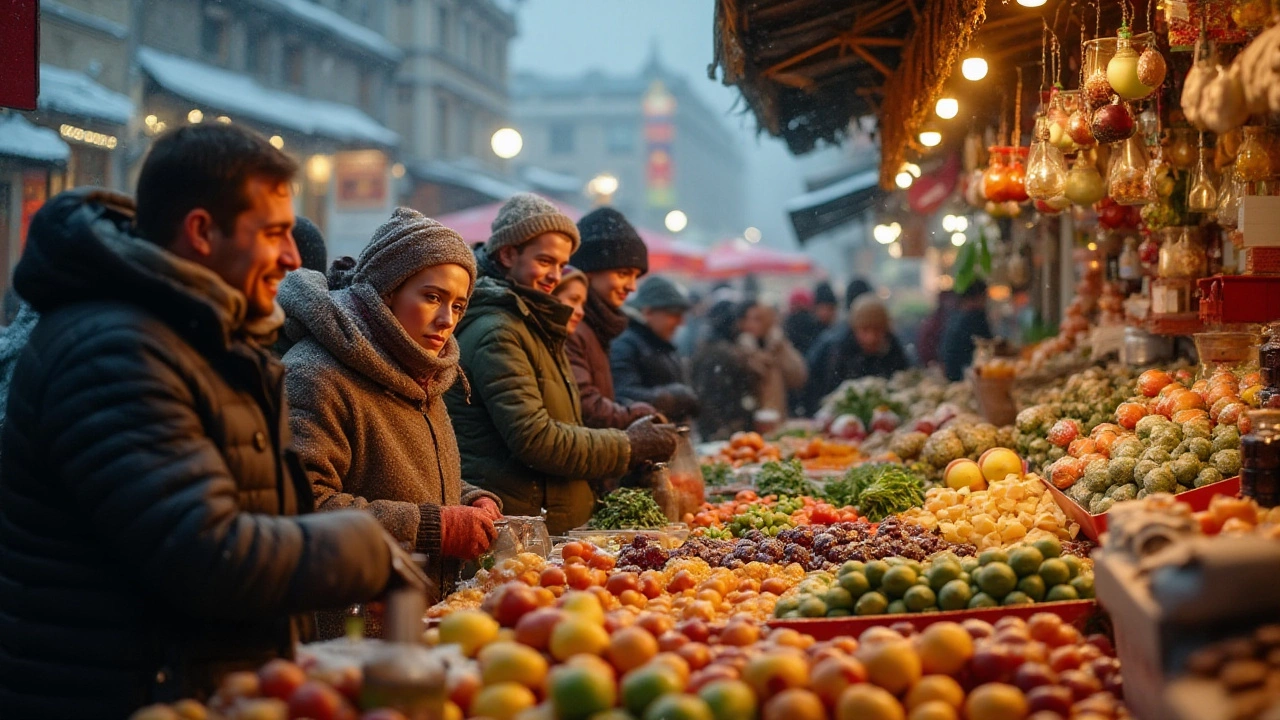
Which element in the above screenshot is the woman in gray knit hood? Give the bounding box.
[278,207,502,626]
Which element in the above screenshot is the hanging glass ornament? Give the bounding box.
[1027,118,1068,200]
[983,147,1010,202]
[1109,134,1156,205]
[1092,97,1136,145]
[1187,145,1219,213]
[1218,165,1242,228]
[1137,45,1167,88]
[1005,147,1030,203]
[1065,149,1107,206]
[1108,26,1156,100]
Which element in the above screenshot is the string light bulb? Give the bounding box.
[919,131,942,147]
[962,57,989,81]
[935,97,959,119]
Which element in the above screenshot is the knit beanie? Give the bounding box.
[293,216,328,274]
[632,275,690,311]
[328,207,476,296]
[845,277,873,310]
[573,207,649,275]
[814,281,838,307]
[554,265,587,296]
[488,193,580,254]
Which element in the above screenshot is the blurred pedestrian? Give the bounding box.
[845,276,873,310]
[691,300,763,440]
[804,294,910,411]
[279,208,503,624]
[612,276,700,424]
[784,280,838,357]
[740,303,807,421]
[942,279,993,382]
[0,125,423,717]
[917,289,958,368]
[566,207,658,429]
[447,194,676,533]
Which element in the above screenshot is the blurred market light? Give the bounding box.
[187,109,203,124]
[887,242,903,258]
[491,127,523,159]
[919,131,942,147]
[744,226,762,243]
[665,209,688,233]
[962,57,988,81]
[951,232,967,246]
[873,222,902,244]
[895,171,914,189]
[1017,0,1047,6]
[269,135,285,149]
[935,97,959,119]
[588,173,619,197]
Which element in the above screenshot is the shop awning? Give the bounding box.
[254,0,402,63]
[0,113,70,163]
[705,238,813,279]
[785,169,880,245]
[408,159,529,202]
[138,47,399,147]
[39,64,134,125]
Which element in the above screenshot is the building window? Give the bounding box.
[201,2,229,62]
[606,122,637,154]
[245,28,266,74]
[437,5,451,52]
[436,97,450,156]
[396,83,414,137]
[359,71,377,113]
[284,40,304,88]
[460,107,474,155]
[550,123,575,155]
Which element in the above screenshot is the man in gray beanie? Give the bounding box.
[612,276,701,424]
[447,193,678,534]
[566,206,659,430]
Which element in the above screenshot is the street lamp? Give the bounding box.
[744,227,762,243]
[873,222,901,244]
[962,57,988,81]
[491,127,523,159]
[919,131,942,147]
[935,97,959,119]
[587,173,619,198]
[664,210,688,233]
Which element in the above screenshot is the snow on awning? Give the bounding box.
[784,169,881,244]
[0,114,70,163]
[520,166,583,195]
[138,47,399,148]
[256,0,402,63]
[409,159,528,201]
[39,64,134,125]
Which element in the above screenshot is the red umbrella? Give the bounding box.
[434,201,705,274]
[705,238,814,279]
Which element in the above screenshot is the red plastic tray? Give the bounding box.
[1041,475,1241,543]
[767,600,1098,640]
[1198,275,1280,324]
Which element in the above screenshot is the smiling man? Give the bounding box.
[0,124,424,718]
[566,206,662,430]
[447,194,677,533]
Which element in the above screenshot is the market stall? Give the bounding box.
[130,3,1280,720]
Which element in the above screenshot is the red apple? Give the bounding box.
[1059,669,1103,701]
[687,664,741,693]
[1013,663,1059,692]
[493,582,541,627]
[287,681,356,720]
[962,619,994,640]
[259,659,307,701]
[971,645,1013,684]
[1085,634,1115,657]
[658,630,691,652]
[514,607,563,651]
[605,572,640,597]
[678,619,711,644]
[1027,685,1073,716]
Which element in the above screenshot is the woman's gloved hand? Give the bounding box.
[471,497,503,521]
[625,415,679,470]
[439,505,499,560]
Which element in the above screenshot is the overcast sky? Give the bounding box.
[508,0,845,248]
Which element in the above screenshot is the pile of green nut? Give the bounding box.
[774,537,1093,619]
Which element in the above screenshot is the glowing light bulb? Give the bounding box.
[919,131,942,147]
[935,97,959,119]
[962,57,988,81]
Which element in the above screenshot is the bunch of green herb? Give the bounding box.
[700,461,735,488]
[823,462,887,508]
[755,459,815,499]
[849,464,927,522]
[831,386,908,427]
[587,488,668,529]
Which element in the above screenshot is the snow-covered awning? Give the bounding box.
[39,64,134,125]
[785,169,881,244]
[409,159,528,201]
[138,47,399,148]
[520,166,583,195]
[256,0,402,63]
[0,114,70,163]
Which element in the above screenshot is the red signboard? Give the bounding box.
[0,1,39,111]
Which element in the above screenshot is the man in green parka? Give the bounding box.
[447,194,679,533]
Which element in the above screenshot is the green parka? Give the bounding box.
[447,274,631,534]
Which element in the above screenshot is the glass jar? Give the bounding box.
[983,147,1009,202]
[1048,92,1079,151]
[1235,126,1272,183]
[1119,237,1142,280]
[1109,134,1156,205]
[1260,320,1280,390]
[1158,227,1190,278]
[1005,147,1029,203]
[1195,331,1261,381]
[1218,167,1243,228]
[1108,27,1156,100]
[1065,150,1107,206]
[1027,119,1068,200]
[1242,410,1280,507]
[1166,128,1198,170]
[1187,146,1219,213]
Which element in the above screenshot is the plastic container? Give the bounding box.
[1193,331,1260,380]
[566,524,690,552]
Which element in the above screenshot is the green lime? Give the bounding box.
[925,561,963,591]
[1017,575,1047,602]
[1038,558,1071,587]
[905,560,924,576]
[779,610,801,619]
[1002,591,1034,606]
[904,585,936,612]
[1032,537,1063,559]
[979,550,1009,566]
[838,571,871,599]
[957,572,971,585]
[827,609,852,617]
[887,600,908,615]
[839,560,865,577]
[864,560,890,588]
[976,563,1018,599]
[1062,554,1083,579]
[1046,584,1081,602]
[1070,574,1095,599]
[855,591,889,616]
[968,592,998,609]
[775,597,800,615]
[960,558,980,574]
[824,586,855,611]
[881,565,919,599]
[938,579,973,611]
[1009,546,1046,577]
[799,597,828,617]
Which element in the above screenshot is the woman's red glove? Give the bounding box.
[440,505,498,560]
[472,497,503,521]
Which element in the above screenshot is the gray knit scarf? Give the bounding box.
[348,282,463,401]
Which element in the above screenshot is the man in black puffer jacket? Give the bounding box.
[0,125,421,719]
[611,275,700,424]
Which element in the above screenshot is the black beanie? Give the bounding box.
[293,216,328,274]
[814,281,837,306]
[573,207,649,275]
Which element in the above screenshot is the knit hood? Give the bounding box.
[14,187,280,353]
[278,269,461,406]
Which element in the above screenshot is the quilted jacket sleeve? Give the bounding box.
[472,325,631,480]
[43,323,393,620]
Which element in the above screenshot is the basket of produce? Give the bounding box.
[1042,474,1241,542]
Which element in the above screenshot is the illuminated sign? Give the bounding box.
[59,124,119,149]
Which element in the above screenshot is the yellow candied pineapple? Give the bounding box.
[901,473,1078,550]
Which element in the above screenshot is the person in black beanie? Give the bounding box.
[567,206,661,429]
[292,216,328,273]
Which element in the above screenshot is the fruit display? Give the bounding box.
[588,488,669,530]
[1014,366,1144,472]
[705,431,782,468]
[685,491,862,539]
[871,419,1015,485]
[1180,624,1280,720]
[775,537,1093,619]
[788,436,867,472]
[822,463,926,522]
[901,473,1083,550]
[1042,367,1251,514]
[1111,492,1280,538]
[755,459,822,498]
